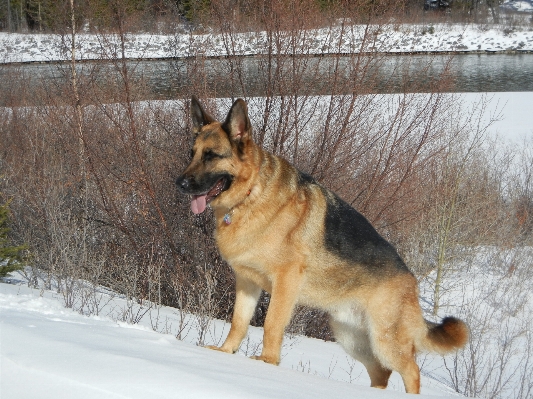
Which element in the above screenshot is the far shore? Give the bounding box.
[2,48,533,66]
[2,24,533,63]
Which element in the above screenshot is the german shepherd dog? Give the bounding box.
[176,97,468,394]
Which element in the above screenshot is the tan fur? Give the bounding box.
[178,98,469,394]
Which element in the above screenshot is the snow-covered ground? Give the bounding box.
[3,243,533,399]
[1,23,533,64]
[461,92,533,142]
[1,276,460,399]
[500,0,533,13]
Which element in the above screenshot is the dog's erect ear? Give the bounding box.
[191,96,215,134]
[222,99,251,143]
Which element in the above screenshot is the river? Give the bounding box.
[0,53,532,104]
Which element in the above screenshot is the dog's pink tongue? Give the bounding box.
[191,195,207,214]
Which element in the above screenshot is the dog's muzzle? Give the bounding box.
[176,174,232,214]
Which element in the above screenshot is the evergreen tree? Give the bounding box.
[0,199,27,278]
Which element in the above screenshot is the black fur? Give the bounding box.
[297,170,316,186]
[323,193,409,273]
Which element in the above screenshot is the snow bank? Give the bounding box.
[1,23,533,64]
[500,0,533,13]
[1,280,460,399]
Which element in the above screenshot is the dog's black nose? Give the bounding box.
[176,175,191,192]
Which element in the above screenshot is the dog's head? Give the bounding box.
[176,96,254,214]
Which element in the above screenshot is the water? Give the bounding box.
[137,53,533,96]
[450,53,533,92]
[1,53,532,104]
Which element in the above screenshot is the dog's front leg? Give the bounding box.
[252,268,302,365]
[206,274,261,354]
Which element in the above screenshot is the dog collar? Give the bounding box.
[223,189,252,225]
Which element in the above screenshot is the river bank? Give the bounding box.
[1,23,533,64]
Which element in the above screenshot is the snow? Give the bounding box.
[500,0,533,13]
[1,23,533,64]
[1,278,461,399]
[460,92,533,142]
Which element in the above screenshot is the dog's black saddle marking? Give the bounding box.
[324,193,409,273]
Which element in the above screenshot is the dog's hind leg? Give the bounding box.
[365,283,423,393]
[206,274,261,354]
[366,361,393,389]
[330,308,392,389]
[370,327,420,394]
[368,318,421,393]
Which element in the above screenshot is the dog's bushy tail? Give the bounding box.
[418,317,469,355]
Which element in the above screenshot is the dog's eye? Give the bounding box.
[203,150,219,162]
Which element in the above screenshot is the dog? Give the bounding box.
[176,96,468,394]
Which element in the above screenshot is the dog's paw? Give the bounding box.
[205,345,223,351]
[250,355,280,365]
[204,345,234,354]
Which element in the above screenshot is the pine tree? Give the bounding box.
[0,199,27,278]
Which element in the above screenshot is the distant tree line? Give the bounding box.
[0,0,512,33]
[0,0,167,32]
